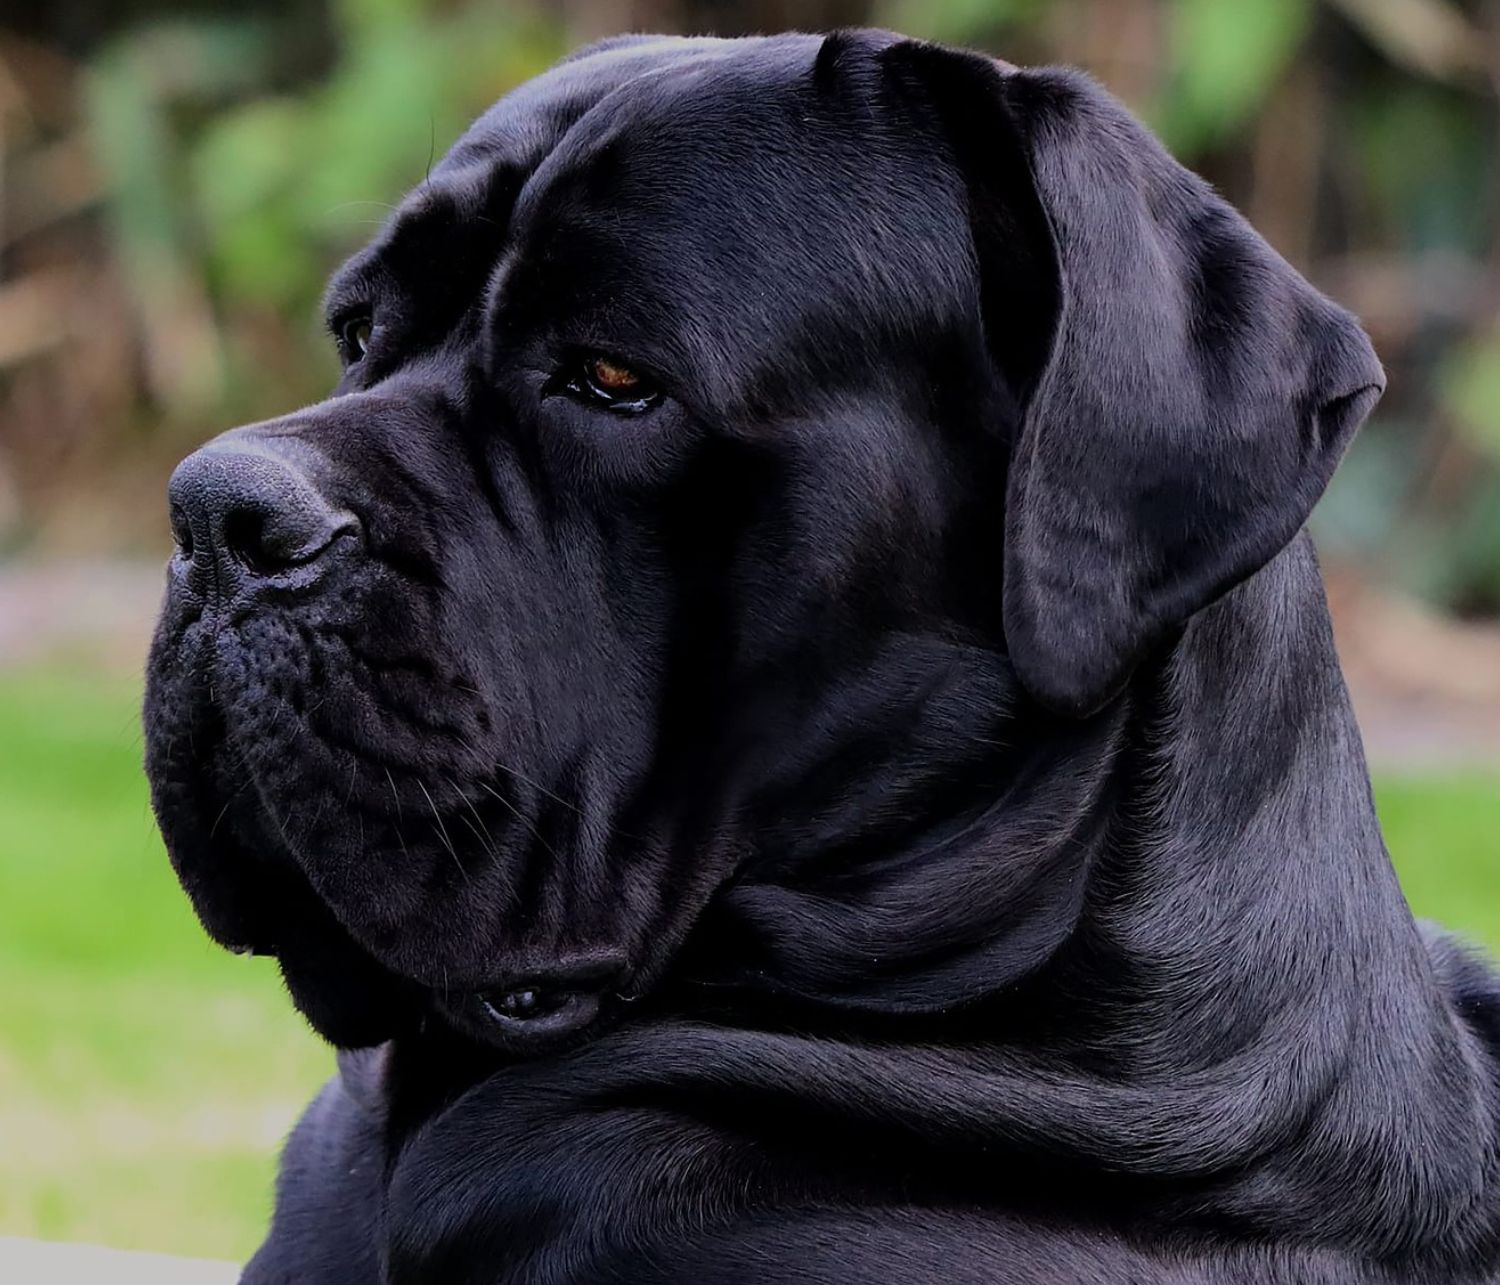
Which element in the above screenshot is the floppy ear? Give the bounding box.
[883,45,1385,718]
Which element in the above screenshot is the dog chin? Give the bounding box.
[182,831,427,1048]
[273,930,429,1049]
[149,671,632,1056]
[150,761,420,1048]
[162,783,606,1055]
[265,898,618,1055]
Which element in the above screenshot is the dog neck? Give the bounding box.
[691,533,1500,1259]
[1073,536,1500,1251]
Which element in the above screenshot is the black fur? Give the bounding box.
[143,31,1500,1284]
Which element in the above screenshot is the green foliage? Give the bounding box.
[81,0,563,433]
[1352,82,1494,254]
[1158,0,1312,150]
[1447,335,1500,463]
[875,0,1048,47]
[3,0,1498,607]
[191,2,559,317]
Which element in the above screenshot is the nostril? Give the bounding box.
[221,504,355,578]
[167,437,354,586]
[222,508,288,577]
[170,505,194,560]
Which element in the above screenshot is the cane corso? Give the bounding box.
[144,29,1500,1284]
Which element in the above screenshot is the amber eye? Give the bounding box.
[589,357,640,392]
[567,353,661,413]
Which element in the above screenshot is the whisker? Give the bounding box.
[417,778,469,884]
[488,758,587,818]
[304,785,328,839]
[477,780,563,863]
[392,815,412,863]
[449,777,501,863]
[385,767,404,822]
[452,731,628,835]
[207,790,241,840]
[450,735,645,845]
[457,813,499,863]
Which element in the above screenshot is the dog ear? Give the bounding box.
[882,45,1385,718]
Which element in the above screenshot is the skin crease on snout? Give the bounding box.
[142,29,1500,1285]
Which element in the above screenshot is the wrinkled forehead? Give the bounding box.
[511,36,970,299]
[439,36,753,176]
[336,34,973,384]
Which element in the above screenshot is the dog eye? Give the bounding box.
[336,315,373,366]
[565,354,662,414]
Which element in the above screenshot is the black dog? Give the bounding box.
[144,30,1500,1283]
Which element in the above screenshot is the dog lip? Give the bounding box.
[477,987,601,1039]
[442,954,630,1050]
[445,986,607,1053]
[466,951,629,996]
[482,985,569,1020]
[215,932,276,959]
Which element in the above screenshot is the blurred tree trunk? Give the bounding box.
[677,0,872,31]
[3,0,331,59]
[561,0,874,40]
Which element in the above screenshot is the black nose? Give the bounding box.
[168,437,354,582]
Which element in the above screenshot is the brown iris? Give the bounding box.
[588,357,640,392]
[567,352,661,413]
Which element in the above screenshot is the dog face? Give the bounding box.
[144,32,1381,1053]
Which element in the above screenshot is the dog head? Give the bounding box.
[144,32,1381,1052]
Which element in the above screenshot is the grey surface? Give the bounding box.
[0,1237,239,1283]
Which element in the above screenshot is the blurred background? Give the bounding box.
[0,0,1497,1262]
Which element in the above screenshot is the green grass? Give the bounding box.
[1373,774,1500,949]
[0,669,327,1261]
[0,667,1497,1260]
